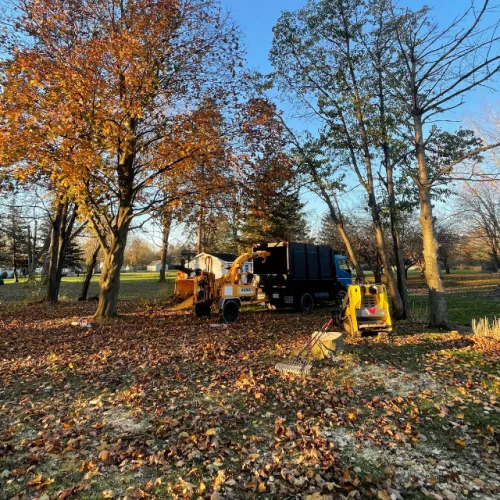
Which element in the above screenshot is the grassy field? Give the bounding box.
[0,271,177,304]
[1,270,498,326]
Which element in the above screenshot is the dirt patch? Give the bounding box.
[103,408,150,436]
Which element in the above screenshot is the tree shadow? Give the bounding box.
[351,335,475,372]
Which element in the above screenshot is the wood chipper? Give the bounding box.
[172,251,270,322]
[341,284,393,335]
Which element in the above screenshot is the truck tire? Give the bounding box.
[297,293,314,313]
[195,301,211,318]
[221,300,240,323]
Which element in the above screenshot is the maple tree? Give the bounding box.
[0,0,243,318]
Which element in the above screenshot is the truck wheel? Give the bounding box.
[298,293,314,313]
[195,301,211,318]
[221,301,240,323]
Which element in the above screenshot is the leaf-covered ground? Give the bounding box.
[1,303,499,500]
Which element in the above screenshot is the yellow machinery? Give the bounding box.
[341,284,393,335]
[173,251,271,322]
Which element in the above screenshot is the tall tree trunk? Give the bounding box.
[492,240,500,271]
[13,236,18,283]
[46,200,67,303]
[278,116,364,279]
[368,196,404,319]
[79,246,99,301]
[335,217,363,279]
[46,200,77,303]
[27,225,33,273]
[377,59,410,319]
[94,208,131,320]
[159,210,172,283]
[316,180,364,279]
[414,114,448,328]
[29,231,50,276]
[384,177,410,315]
[196,205,203,254]
[339,19,403,319]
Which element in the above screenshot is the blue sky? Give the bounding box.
[222,0,497,110]
[220,0,499,223]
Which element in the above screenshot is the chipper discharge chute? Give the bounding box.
[342,284,393,335]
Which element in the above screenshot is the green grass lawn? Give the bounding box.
[1,270,498,326]
[0,271,177,304]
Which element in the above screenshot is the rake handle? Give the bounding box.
[294,318,333,360]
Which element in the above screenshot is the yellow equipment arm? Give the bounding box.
[224,251,271,283]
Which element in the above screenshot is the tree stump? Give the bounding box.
[310,332,344,359]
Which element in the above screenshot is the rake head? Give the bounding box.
[275,360,312,376]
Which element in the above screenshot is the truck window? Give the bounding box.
[338,259,352,274]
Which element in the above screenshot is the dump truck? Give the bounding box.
[252,242,353,312]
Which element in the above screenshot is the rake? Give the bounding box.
[275,318,333,376]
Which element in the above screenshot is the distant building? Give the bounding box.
[187,252,252,279]
[0,268,16,279]
[147,260,168,272]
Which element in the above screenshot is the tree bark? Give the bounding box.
[12,235,18,283]
[316,175,364,279]
[29,230,50,276]
[159,210,172,283]
[93,118,136,320]
[45,201,64,302]
[377,54,410,319]
[492,241,500,271]
[325,204,364,279]
[46,200,77,303]
[369,195,404,321]
[94,204,132,320]
[196,205,203,254]
[79,246,99,301]
[338,13,403,319]
[414,114,448,328]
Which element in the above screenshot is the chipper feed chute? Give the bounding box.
[172,279,197,311]
[342,284,392,335]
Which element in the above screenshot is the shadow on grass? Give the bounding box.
[352,335,475,371]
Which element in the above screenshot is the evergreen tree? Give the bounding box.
[63,240,84,271]
[241,187,310,245]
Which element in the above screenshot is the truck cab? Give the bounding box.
[334,255,353,288]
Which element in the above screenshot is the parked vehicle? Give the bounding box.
[172,250,271,323]
[252,242,353,313]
